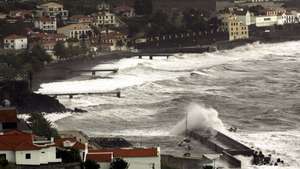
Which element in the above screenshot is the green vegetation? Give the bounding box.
[54,41,89,60]
[57,148,82,163]
[84,160,100,169]
[0,21,33,39]
[0,163,16,169]
[161,165,176,169]
[141,9,222,36]
[0,45,51,81]
[28,112,59,139]
[110,158,129,169]
[134,0,153,16]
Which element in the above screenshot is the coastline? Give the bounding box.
[31,37,300,112]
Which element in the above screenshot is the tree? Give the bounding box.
[23,45,52,71]
[84,160,100,169]
[110,158,129,169]
[28,112,59,139]
[54,41,67,59]
[134,0,153,16]
[57,148,81,163]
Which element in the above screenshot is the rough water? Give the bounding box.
[38,41,300,169]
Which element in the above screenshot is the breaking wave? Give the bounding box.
[37,41,300,94]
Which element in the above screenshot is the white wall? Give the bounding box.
[255,15,278,27]
[0,151,15,162]
[16,150,40,165]
[34,20,57,31]
[124,156,161,169]
[15,147,61,165]
[4,38,27,50]
[98,162,110,169]
[97,157,161,169]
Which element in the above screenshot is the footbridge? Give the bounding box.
[134,53,174,60]
[48,90,121,99]
[71,69,119,76]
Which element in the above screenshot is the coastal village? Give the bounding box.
[0,0,300,169]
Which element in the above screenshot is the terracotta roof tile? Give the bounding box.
[86,152,113,162]
[55,138,86,150]
[0,130,40,151]
[4,34,27,40]
[0,108,17,123]
[89,148,159,158]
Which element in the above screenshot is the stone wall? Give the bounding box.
[17,162,81,169]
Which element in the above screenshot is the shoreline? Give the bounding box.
[33,37,300,94]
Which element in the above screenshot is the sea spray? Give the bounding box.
[170,103,225,135]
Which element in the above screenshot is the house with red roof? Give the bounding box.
[3,34,28,50]
[34,17,57,32]
[0,130,62,165]
[87,147,161,169]
[55,137,88,160]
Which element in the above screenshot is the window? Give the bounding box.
[25,153,31,159]
[0,154,6,161]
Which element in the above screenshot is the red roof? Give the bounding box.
[0,130,40,151]
[0,108,17,123]
[55,138,86,150]
[86,152,113,162]
[114,5,133,13]
[37,16,55,22]
[89,148,159,158]
[4,34,27,40]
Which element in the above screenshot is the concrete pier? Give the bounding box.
[135,53,173,60]
[50,91,121,99]
[189,130,254,168]
[72,69,119,77]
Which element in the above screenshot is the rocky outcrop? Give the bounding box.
[0,81,67,113]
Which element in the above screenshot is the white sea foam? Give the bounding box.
[37,41,300,95]
[170,103,225,135]
[43,112,72,127]
[36,41,300,168]
[228,131,300,169]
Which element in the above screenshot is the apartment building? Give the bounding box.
[38,2,69,20]
[3,34,28,50]
[34,17,57,32]
[57,23,92,40]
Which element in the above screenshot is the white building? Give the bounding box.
[282,11,300,24]
[3,34,28,50]
[235,11,255,26]
[87,147,161,169]
[37,2,69,20]
[57,23,92,40]
[93,12,119,27]
[223,16,249,41]
[0,130,62,165]
[255,15,281,27]
[54,138,87,160]
[34,17,57,31]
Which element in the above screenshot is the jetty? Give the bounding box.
[71,69,119,76]
[48,90,121,99]
[134,53,173,60]
[189,130,253,168]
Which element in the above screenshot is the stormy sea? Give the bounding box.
[38,41,300,169]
